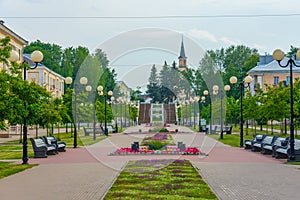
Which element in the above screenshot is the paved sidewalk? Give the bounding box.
[0,127,64,143]
[0,125,299,200]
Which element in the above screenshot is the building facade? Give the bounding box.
[23,54,65,98]
[248,55,300,93]
[116,81,132,101]
[0,20,28,70]
[1,21,65,98]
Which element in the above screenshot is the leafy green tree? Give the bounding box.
[146,64,161,102]
[208,45,259,99]
[287,45,299,58]
[0,36,11,65]
[72,46,89,80]
[94,48,109,69]
[225,97,239,126]
[293,80,300,130]
[95,99,113,125]
[61,47,75,78]
[129,105,138,125]
[261,83,289,134]
[24,40,63,73]
[159,61,179,103]
[62,88,73,133]
[243,91,260,135]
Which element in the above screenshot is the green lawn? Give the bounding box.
[0,130,108,179]
[209,134,254,147]
[0,162,37,179]
[0,131,108,160]
[104,159,217,200]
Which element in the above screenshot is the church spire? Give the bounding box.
[178,34,187,71]
[178,34,186,59]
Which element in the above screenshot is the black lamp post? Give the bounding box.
[213,85,231,139]
[193,97,198,130]
[9,50,44,164]
[115,99,118,132]
[98,86,113,135]
[65,76,88,148]
[229,75,252,147]
[201,90,210,133]
[110,96,117,132]
[272,49,300,162]
[124,98,128,127]
[85,85,103,140]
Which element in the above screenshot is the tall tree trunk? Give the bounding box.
[70,123,73,137]
[58,123,60,140]
[19,124,23,143]
[46,124,49,137]
[35,124,38,138]
[51,124,54,136]
[271,121,274,135]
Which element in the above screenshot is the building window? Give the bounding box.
[286,76,290,85]
[274,76,279,86]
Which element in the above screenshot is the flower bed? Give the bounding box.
[104,159,217,199]
[110,146,202,155]
[110,133,203,156]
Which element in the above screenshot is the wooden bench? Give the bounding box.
[30,138,56,158]
[244,134,266,149]
[83,127,103,136]
[41,136,66,153]
[261,137,287,155]
[252,136,278,152]
[275,139,300,160]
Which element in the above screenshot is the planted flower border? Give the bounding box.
[110,133,203,156]
[104,159,217,199]
[110,146,202,156]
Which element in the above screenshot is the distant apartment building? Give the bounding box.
[0,20,28,70]
[1,21,65,98]
[23,54,65,98]
[116,81,132,101]
[248,55,300,93]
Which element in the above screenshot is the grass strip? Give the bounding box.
[104,159,217,200]
[0,162,37,179]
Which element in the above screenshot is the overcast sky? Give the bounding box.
[1,0,300,89]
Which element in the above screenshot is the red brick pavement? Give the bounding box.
[23,142,284,166]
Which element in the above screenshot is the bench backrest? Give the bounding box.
[262,136,276,145]
[294,140,300,150]
[223,126,232,131]
[273,137,288,147]
[253,134,266,142]
[33,138,46,148]
[215,126,221,132]
[84,127,103,132]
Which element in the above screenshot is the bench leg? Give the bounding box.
[275,152,288,159]
[34,151,47,158]
[47,150,57,155]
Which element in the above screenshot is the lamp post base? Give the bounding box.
[288,155,296,162]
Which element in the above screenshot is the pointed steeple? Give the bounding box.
[178,35,186,59]
[178,34,187,71]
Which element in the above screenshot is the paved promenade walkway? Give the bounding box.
[0,125,299,200]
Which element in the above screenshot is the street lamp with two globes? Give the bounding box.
[229,75,252,147]
[9,50,44,164]
[272,48,300,161]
